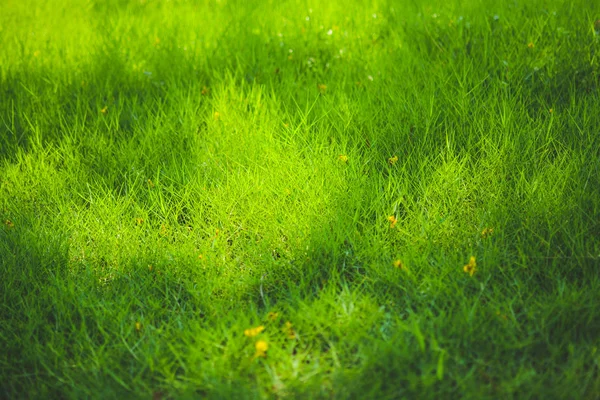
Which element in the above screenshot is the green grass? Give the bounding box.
[1,0,600,398]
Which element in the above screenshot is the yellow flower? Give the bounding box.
[339,155,349,163]
[213,111,220,120]
[318,83,327,93]
[463,256,476,276]
[284,321,296,339]
[136,218,144,226]
[527,42,534,49]
[135,322,142,331]
[244,325,265,337]
[4,220,14,229]
[267,312,279,321]
[160,224,168,236]
[393,259,403,269]
[387,215,398,228]
[254,340,268,358]
[388,155,398,165]
[100,106,108,114]
[481,227,494,238]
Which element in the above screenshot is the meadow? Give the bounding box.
[1,0,599,398]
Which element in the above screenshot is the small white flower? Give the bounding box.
[327,29,333,35]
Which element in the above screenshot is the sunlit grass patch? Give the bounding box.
[1,0,600,398]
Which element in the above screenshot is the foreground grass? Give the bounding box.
[1,0,599,398]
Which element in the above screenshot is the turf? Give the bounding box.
[1,0,600,398]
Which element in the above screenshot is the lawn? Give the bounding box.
[1,0,599,398]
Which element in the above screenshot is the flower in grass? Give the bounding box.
[387,215,398,228]
[388,155,398,165]
[100,106,108,114]
[527,42,534,49]
[244,325,265,337]
[147,179,155,188]
[317,83,327,93]
[213,111,220,120]
[136,218,144,226]
[338,154,349,163]
[284,321,296,339]
[135,322,142,331]
[481,227,494,238]
[549,108,553,114]
[393,259,403,269]
[463,256,477,276]
[4,220,14,229]
[160,224,169,236]
[267,312,279,321]
[254,340,268,358]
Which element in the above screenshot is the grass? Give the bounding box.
[1,0,600,398]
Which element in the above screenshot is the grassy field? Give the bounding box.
[1,0,600,398]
